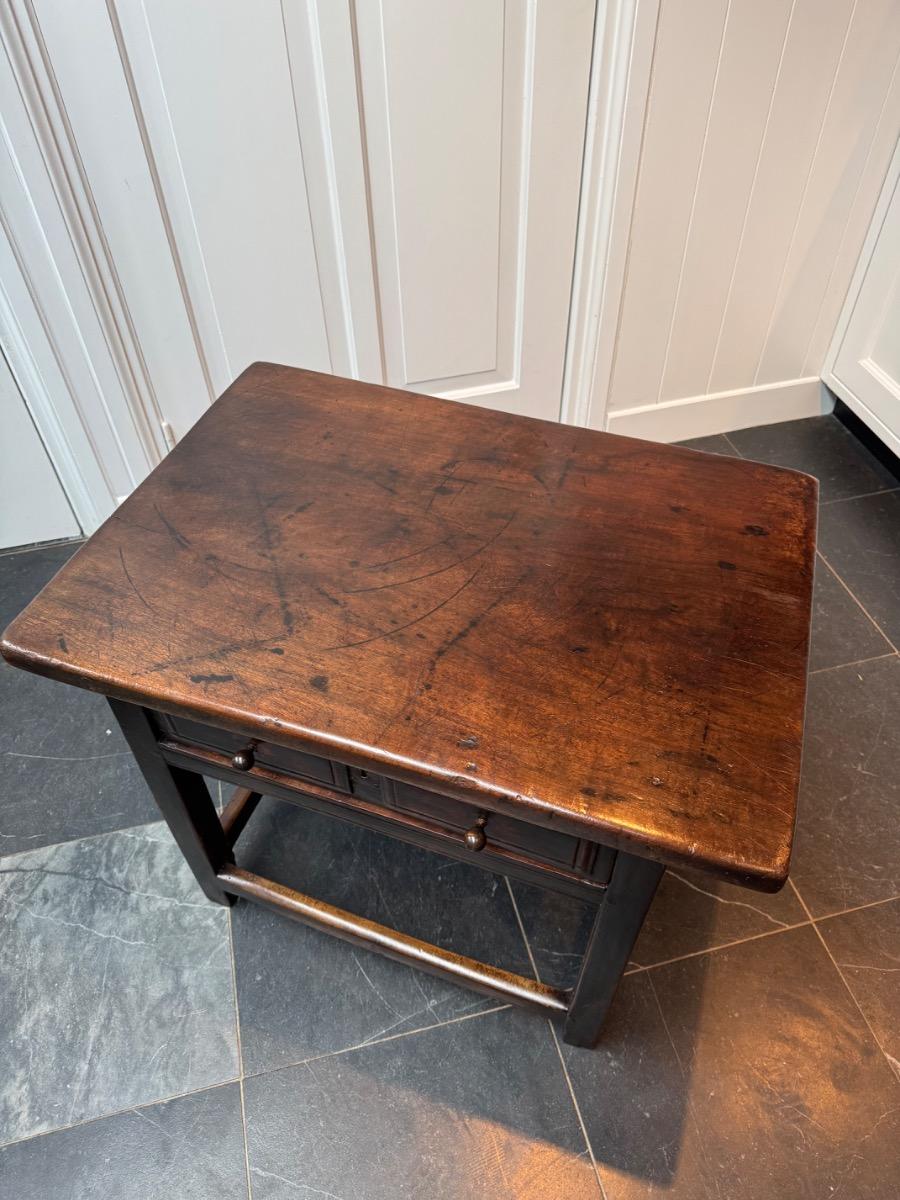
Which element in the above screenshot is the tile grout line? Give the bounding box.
[625,890,900,978]
[504,878,609,1200]
[0,819,169,864]
[226,903,253,1200]
[0,1078,241,1153]
[789,880,900,1081]
[504,876,542,983]
[239,1080,253,1200]
[240,1004,513,1086]
[808,651,898,676]
[625,917,812,975]
[820,486,900,505]
[816,550,899,654]
[1,775,225,864]
[815,890,900,923]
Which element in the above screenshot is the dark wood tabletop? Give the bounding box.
[1,363,817,890]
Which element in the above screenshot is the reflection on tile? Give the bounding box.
[0,823,237,1143]
[675,435,739,457]
[819,898,900,1078]
[0,1083,247,1200]
[244,1006,600,1200]
[792,656,900,915]
[0,667,157,854]
[563,927,900,1199]
[511,865,806,991]
[231,798,534,1072]
[728,415,898,502]
[818,491,900,646]
[809,557,891,672]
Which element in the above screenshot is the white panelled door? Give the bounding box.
[352,0,595,419]
[828,143,900,457]
[109,0,595,431]
[0,0,596,546]
[0,351,79,550]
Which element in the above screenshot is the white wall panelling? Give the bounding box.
[826,136,900,458]
[592,0,900,440]
[607,376,830,441]
[3,0,898,541]
[0,0,164,526]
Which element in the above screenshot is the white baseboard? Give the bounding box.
[605,377,833,442]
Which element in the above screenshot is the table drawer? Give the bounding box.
[157,713,614,887]
[386,778,613,881]
[158,714,347,791]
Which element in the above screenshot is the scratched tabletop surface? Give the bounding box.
[1,364,817,889]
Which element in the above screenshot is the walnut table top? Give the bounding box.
[1,363,817,891]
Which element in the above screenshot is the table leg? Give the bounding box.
[109,699,234,906]
[562,850,664,1047]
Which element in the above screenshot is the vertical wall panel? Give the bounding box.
[606,0,900,437]
[660,0,792,403]
[609,0,728,410]
[705,0,854,394]
[804,59,900,374]
[755,0,900,383]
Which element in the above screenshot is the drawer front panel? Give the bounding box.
[160,715,345,790]
[391,781,587,871]
[158,713,613,885]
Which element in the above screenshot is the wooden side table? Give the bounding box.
[1,364,816,1047]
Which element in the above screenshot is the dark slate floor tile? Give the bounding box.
[728,414,899,502]
[231,797,534,1072]
[0,666,158,853]
[809,555,892,672]
[819,898,900,1079]
[562,926,900,1199]
[243,1006,600,1199]
[0,823,237,1143]
[818,491,900,647]
[791,656,900,916]
[675,434,739,457]
[0,1083,247,1200]
[0,540,160,853]
[511,866,805,991]
[0,541,80,629]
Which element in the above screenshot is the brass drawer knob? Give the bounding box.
[464,814,488,852]
[231,744,256,772]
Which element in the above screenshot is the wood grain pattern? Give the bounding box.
[1,363,817,889]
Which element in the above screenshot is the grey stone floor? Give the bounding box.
[1,412,898,1198]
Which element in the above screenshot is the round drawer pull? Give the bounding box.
[464,814,488,852]
[231,744,256,772]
